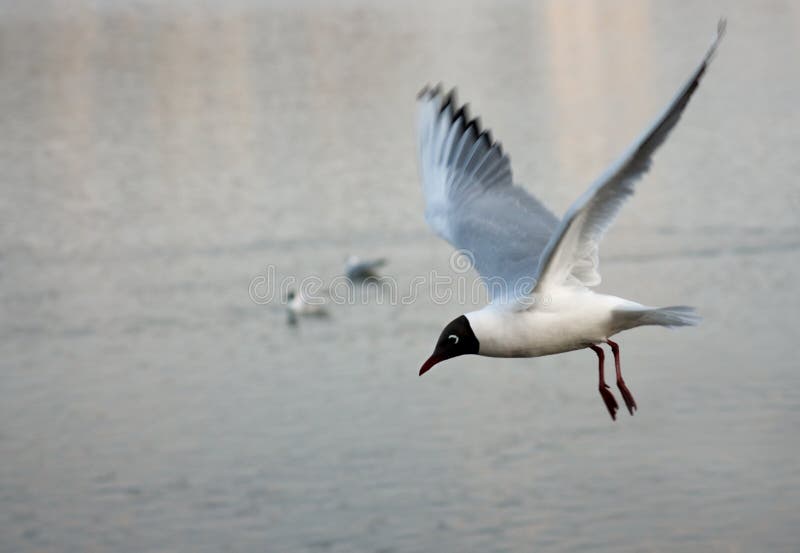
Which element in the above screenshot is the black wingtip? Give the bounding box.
[717,17,727,38]
[704,17,727,64]
[418,86,505,162]
[465,116,482,135]
[440,88,458,115]
[453,104,470,124]
[417,82,444,100]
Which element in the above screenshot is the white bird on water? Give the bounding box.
[286,288,328,325]
[416,21,725,420]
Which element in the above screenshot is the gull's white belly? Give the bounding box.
[466,291,640,358]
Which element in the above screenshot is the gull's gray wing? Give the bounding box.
[417,87,558,304]
[535,20,726,292]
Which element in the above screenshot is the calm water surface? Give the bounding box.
[2,1,799,552]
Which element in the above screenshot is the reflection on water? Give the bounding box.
[2,1,799,552]
[545,1,655,184]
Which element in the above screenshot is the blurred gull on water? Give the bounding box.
[344,255,389,281]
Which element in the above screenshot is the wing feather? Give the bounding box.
[417,87,558,303]
[535,20,726,292]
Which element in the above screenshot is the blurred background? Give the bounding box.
[2,0,799,552]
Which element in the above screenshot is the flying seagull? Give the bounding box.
[416,21,725,420]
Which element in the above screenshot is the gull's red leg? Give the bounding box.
[589,344,618,421]
[606,339,637,415]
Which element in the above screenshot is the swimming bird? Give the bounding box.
[416,21,725,420]
[286,288,329,325]
[344,255,388,281]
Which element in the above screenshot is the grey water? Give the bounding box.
[2,1,799,552]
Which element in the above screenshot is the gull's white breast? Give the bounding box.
[465,290,642,358]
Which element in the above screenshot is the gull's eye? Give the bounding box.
[448,334,459,344]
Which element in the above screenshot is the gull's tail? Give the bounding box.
[614,305,701,329]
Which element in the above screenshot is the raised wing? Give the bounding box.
[535,20,726,292]
[417,87,558,304]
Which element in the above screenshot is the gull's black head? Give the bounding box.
[419,315,480,376]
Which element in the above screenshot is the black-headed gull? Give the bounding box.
[286,288,328,325]
[344,255,388,281]
[416,21,725,420]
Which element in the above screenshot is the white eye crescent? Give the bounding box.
[448,334,459,344]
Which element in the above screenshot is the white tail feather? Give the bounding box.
[615,305,701,329]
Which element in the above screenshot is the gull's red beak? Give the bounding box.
[419,354,443,376]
